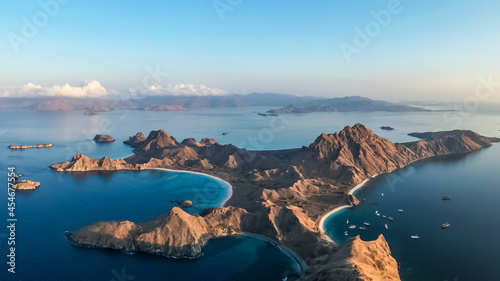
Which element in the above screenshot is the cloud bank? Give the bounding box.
[1,81,228,98]
[0,80,107,98]
[130,83,228,96]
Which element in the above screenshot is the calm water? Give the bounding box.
[1,107,500,280]
[324,144,500,280]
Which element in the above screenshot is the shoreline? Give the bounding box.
[318,175,378,246]
[240,232,307,276]
[150,168,233,207]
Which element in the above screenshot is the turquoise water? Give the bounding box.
[1,107,500,280]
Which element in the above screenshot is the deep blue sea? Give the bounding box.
[1,106,499,280]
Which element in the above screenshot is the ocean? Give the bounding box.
[1,106,499,280]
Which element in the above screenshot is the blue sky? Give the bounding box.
[1,0,499,101]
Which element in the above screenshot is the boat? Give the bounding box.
[398,209,404,213]
[376,213,381,216]
[358,227,366,230]
[382,215,387,218]
[375,211,380,216]
[388,217,394,221]
[346,219,349,224]
[344,231,348,236]
[442,196,451,200]
[385,224,388,230]
[411,235,420,239]
[348,225,357,229]
[441,222,451,229]
[363,222,370,226]
[381,193,384,196]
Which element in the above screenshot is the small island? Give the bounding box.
[380,126,394,131]
[13,180,41,190]
[9,143,53,150]
[93,134,115,143]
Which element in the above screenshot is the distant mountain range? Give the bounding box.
[0,93,428,112]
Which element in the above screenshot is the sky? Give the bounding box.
[1,0,499,102]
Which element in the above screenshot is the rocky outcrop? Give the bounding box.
[406,130,499,159]
[94,134,115,143]
[13,180,41,190]
[51,154,130,171]
[9,143,52,149]
[179,200,193,208]
[381,126,394,131]
[303,235,400,281]
[123,132,147,147]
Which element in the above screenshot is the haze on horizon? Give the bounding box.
[1,0,499,103]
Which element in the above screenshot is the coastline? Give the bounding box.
[150,168,306,275]
[318,175,378,246]
[240,232,307,276]
[150,168,233,207]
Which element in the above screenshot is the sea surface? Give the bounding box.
[1,106,499,281]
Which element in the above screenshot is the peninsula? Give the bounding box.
[52,124,498,280]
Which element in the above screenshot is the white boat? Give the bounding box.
[388,217,394,221]
[381,193,384,196]
[358,227,366,230]
[398,209,404,213]
[411,235,420,239]
[382,215,387,218]
[345,231,348,236]
[348,225,357,229]
[385,224,388,230]
[376,213,381,216]
[441,222,451,229]
[363,222,370,226]
[346,219,349,224]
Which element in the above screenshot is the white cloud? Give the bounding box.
[130,83,227,96]
[0,80,107,98]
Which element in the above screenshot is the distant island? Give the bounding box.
[266,96,429,114]
[0,94,430,113]
[9,143,53,150]
[52,124,498,280]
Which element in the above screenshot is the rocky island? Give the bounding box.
[13,180,41,190]
[9,143,53,149]
[52,124,499,280]
[93,134,115,143]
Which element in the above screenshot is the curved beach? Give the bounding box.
[151,168,233,207]
[318,175,378,246]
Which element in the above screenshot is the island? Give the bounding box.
[266,96,429,115]
[380,126,394,131]
[13,180,41,190]
[52,124,499,280]
[93,134,115,143]
[9,143,53,150]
